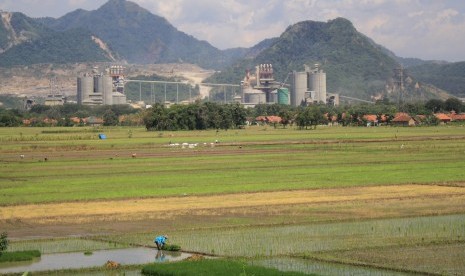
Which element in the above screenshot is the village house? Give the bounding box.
[391,113,416,126]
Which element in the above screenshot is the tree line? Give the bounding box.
[0,97,463,128]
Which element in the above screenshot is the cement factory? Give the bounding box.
[240,63,339,106]
[75,63,338,107]
[77,65,127,105]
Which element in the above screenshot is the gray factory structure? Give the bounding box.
[77,66,127,106]
[240,64,338,107]
[291,64,338,106]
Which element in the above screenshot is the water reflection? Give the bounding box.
[0,247,190,274]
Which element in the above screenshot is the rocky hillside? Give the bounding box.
[0,12,48,53]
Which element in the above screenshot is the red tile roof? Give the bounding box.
[434,113,452,121]
[255,116,282,123]
[392,113,413,122]
[451,113,465,121]
[363,114,378,122]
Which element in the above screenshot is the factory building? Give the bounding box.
[77,66,127,106]
[241,64,281,107]
[291,64,328,106]
[240,63,337,107]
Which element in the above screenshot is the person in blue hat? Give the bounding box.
[154,235,168,250]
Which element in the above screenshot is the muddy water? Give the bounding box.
[0,247,191,274]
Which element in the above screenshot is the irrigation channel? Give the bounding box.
[0,247,415,275]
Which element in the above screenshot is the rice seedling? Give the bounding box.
[0,250,41,262]
[112,214,465,258]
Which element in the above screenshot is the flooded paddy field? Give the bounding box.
[0,247,190,274]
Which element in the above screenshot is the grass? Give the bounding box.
[141,258,312,276]
[1,126,465,205]
[0,250,40,262]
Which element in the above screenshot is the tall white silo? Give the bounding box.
[291,71,308,106]
[309,69,326,104]
[102,75,113,105]
[77,75,93,105]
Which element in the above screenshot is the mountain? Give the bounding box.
[408,61,465,98]
[39,0,236,69]
[0,1,456,100]
[206,18,448,100]
[0,28,116,67]
[0,11,116,66]
[0,0,241,69]
[0,12,49,53]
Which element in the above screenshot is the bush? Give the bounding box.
[0,250,41,263]
[142,258,310,276]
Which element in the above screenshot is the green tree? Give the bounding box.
[143,103,170,131]
[425,99,444,113]
[0,110,22,127]
[103,109,118,126]
[279,109,293,128]
[444,97,463,113]
[228,103,247,128]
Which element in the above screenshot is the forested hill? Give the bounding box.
[206,18,453,101]
[207,18,399,100]
[38,0,240,69]
[408,61,465,98]
[0,0,243,69]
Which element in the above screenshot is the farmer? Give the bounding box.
[154,235,168,250]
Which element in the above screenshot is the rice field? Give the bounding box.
[1,125,465,275]
[108,214,465,257]
[1,126,465,205]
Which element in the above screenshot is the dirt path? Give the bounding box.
[174,68,214,99]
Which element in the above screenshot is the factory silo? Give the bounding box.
[309,70,326,103]
[94,75,103,93]
[102,75,113,105]
[77,75,93,105]
[291,71,307,106]
[247,91,266,104]
[277,88,290,105]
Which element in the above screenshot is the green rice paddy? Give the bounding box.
[1,126,465,205]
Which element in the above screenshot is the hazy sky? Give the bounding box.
[1,0,464,62]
